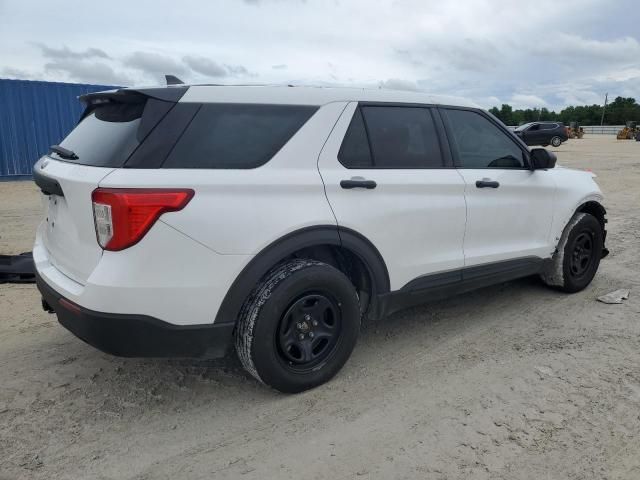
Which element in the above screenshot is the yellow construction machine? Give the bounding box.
[567,122,584,139]
[617,121,638,140]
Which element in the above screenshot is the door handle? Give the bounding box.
[475,179,500,189]
[340,178,377,189]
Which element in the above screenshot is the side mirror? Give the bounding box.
[530,148,556,170]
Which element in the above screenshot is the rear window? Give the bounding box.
[53,103,144,167]
[338,109,372,168]
[362,106,443,168]
[340,105,444,168]
[162,104,317,169]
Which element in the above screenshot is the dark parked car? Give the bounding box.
[514,122,568,147]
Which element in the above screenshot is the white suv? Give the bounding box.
[33,85,607,392]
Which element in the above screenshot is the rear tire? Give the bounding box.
[551,136,562,147]
[541,213,603,293]
[235,259,360,393]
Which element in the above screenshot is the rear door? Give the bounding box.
[318,102,467,291]
[440,108,556,267]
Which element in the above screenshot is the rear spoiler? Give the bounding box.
[77,86,189,122]
[79,86,188,105]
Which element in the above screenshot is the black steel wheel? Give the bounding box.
[235,259,360,393]
[568,231,595,279]
[541,212,603,293]
[277,293,342,372]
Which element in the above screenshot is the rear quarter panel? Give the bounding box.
[98,102,348,255]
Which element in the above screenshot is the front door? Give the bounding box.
[522,123,543,145]
[440,108,556,267]
[318,102,467,291]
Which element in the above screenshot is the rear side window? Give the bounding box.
[444,109,526,169]
[163,104,317,169]
[339,106,444,168]
[53,103,144,167]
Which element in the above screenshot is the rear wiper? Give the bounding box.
[49,145,79,160]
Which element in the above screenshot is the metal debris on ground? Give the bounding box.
[597,289,630,304]
[0,252,35,284]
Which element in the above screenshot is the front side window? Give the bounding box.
[163,104,317,169]
[444,109,527,169]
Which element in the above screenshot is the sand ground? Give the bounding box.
[1,136,639,479]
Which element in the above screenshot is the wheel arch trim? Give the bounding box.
[214,225,390,326]
[551,195,607,256]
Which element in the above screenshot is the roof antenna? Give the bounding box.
[165,75,184,86]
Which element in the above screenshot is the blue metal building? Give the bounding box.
[0,79,117,179]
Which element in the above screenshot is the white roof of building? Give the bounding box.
[180,84,480,108]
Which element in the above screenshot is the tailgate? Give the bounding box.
[35,158,114,284]
[32,86,186,284]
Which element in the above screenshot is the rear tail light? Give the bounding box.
[91,188,194,251]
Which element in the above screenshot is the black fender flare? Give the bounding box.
[214,225,390,326]
[576,200,608,258]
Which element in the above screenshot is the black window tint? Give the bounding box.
[54,103,143,167]
[361,106,443,168]
[338,108,373,168]
[163,104,317,169]
[445,109,526,169]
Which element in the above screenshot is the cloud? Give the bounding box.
[379,78,420,91]
[37,44,110,60]
[183,56,227,77]
[530,34,640,64]
[2,66,33,79]
[242,0,307,4]
[226,64,250,76]
[123,51,185,78]
[509,94,549,109]
[183,55,253,78]
[1,0,638,109]
[44,60,131,86]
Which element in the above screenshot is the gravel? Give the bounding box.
[1,136,639,480]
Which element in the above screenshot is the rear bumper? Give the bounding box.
[37,272,235,359]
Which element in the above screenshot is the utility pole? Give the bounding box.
[600,93,608,126]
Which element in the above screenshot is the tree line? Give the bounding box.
[488,96,639,126]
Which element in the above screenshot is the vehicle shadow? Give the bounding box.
[19,273,563,421]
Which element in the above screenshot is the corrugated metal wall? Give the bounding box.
[0,79,117,179]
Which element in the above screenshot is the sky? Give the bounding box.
[1,0,639,111]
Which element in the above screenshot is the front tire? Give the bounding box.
[541,213,603,293]
[551,136,562,147]
[235,259,360,393]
